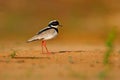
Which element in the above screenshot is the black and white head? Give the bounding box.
[48,20,61,28]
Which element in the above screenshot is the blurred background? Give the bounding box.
[0,0,120,44]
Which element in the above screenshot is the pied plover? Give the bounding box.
[27,20,62,54]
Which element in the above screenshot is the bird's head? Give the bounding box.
[48,20,62,28]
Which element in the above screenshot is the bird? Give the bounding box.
[27,20,62,54]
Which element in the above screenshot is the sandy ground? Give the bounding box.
[0,40,120,80]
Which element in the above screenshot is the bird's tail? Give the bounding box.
[27,35,39,43]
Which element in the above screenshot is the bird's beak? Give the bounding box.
[59,25,62,27]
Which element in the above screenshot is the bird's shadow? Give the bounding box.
[51,50,85,54]
[13,56,50,59]
[10,50,85,59]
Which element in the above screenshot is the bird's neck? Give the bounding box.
[48,25,58,28]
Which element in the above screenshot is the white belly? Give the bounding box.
[43,31,58,40]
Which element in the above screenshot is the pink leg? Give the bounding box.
[42,40,50,54]
[41,41,44,54]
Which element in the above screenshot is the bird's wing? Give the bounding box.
[36,27,50,35]
[37,28,56,38]
[27,27,56,42]
[27,35,40,42]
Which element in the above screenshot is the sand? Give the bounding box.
[0,40,120,80]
